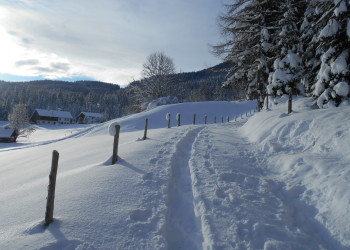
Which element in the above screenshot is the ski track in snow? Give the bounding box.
[123,120,348,250]
[0,124,100,152]
[165,126,205,250]
[1,100,348,249]
[157,121,346,249]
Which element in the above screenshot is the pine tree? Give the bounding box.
[313,0,350,108]
[214,0,283,109]
[300,0,323,95]
[267,0,306,97]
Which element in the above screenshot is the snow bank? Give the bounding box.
[146,96,179,110]
[241,97,350,246]
[88,101,257,135]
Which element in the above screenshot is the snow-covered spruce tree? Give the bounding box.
[313,0,350,108]
[267,0,306,97]
[214,0,282,109]
[299,0,325,95]
[8,103,34,142]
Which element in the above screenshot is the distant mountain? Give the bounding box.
[0,62,242,121]
[0,80,120,94]
[0,80,126,121]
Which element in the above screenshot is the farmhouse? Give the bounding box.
[78,112,104,124]
[0,127,18,142]
[30,109,73,125]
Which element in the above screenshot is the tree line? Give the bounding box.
[0,62,241,122]
[214,0,349,109]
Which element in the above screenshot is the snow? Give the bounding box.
[268,51,302,95]
[34,109,73,119]
[242,97,350,247]
[334,0,348,16]
[79,112,104,118]
[300,18,309,32]
[314,47,335,97]
[1,99,350,249]
[108,121,121,136]
[146,96,179,110]
[331,50,349,75]
[334,81,349,97]
[319,18,339,39]
[0,127,15,138]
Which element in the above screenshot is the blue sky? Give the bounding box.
[0,0,225,86]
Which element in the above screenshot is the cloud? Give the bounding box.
[51,62,70,72]
[15,59,39,67]
[0,0,224,86]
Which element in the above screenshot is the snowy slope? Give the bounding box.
[242,97,350,247]
[0,99,349,249]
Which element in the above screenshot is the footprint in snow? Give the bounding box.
[129,209,152,222]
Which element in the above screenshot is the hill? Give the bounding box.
[0,99,349,249]
[0,62,240,121]
[0,80,127,121]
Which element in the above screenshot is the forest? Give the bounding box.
[0,62,241,121]
[214,0,349,109]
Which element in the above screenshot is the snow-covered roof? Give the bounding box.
[79,112,104,118]
[0,127,15,138]
[35,109,73,119]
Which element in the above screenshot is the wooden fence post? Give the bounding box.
[177,113,181,127]
[266,94,269,110]
[204,115,207,124]
[143,118,148,140]
[227,116,229,123]
[168,114,171,128]
[193,114,196,125]
[288,92,292,114]
[112,125,120,164]
[45,150,59,226]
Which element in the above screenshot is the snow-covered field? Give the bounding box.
[0,99,349,249]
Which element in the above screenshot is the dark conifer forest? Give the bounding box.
[0,62,241,121]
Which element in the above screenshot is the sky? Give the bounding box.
[0,0,225,86]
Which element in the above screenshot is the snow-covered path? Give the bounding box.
[1,100,349,249]
[161,122,346,249]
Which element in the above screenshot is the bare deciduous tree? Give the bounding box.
[141,52,176,100]
[128,52,176,112]
[8,103,34,142]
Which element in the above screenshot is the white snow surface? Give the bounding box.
[334,0,348,16]
[34,109,73,119]
[334,81,349,97]
[319,18,339,39]
[331,50,349,75]
[1,100,350,249]
[147,96,179,111]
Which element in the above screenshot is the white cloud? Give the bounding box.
[0,0,223,86]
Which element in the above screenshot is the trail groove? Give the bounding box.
[165,127,204,250]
